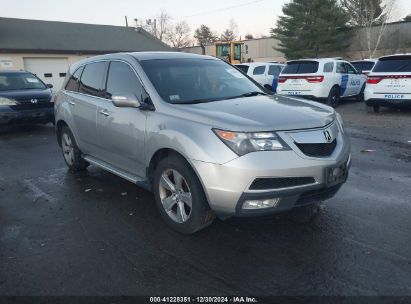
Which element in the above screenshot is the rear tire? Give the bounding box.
[357,84,366,102]
[60,126,88,171]
[153,155,215,234]
[366,104,380,113]
[326,86,340,108]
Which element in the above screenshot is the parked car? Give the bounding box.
[351,59,377,75]
[365,54,411,112]
[235,62,284,91]
[277,58,367,107]
[0,71,54,127]
[55,52,351,234]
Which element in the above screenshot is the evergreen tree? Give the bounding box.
[271,0,351,59]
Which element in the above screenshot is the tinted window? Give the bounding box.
[253,66,266,75]
[268,65,282,76]
[351,61,375,73]
[106,61,148,102]
[282,61,319,74]
[345,63,357,74]
[236,65,249,73]
[373,56,411,72]
[140,58,264,104]
[0,72,46,91]
[336,62,348,74]
[323,62,334,73]
[65,66,84,92]
[79,62,107,97]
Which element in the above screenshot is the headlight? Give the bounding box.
[0,97,18,106]
[336,112,345,133]
[214,129,290,156]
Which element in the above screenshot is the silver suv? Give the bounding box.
[55,52,351,234]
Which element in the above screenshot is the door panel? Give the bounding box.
[96,61,149,177]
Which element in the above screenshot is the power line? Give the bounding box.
[177,0,267,19]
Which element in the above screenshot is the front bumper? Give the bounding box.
[191,128,351,217]
[0,106,54,125]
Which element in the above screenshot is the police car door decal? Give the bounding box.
[340,75,349,96]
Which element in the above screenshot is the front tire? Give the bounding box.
[326,86,340,108]
[60,126,88,171]
[153,155,215,234]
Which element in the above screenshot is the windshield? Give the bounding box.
[373,56,411,73]
[352,62,375,72]
[140,58,264,104]
[0,72,47,91]
[282,61,319,74]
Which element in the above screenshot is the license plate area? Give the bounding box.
[325,163,348,187]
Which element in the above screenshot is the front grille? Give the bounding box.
[296,184,342,206]
[10,98,52,111]
[249,177,316,190]
[295,139,337,157]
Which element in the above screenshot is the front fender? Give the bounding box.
[145,113,238,166]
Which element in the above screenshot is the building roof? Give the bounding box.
[0,17,172,54]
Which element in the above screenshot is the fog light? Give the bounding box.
[243,198,280,210]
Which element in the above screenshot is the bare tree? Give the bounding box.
[167,21,192,48]
[220,19,239,42]
[141,9,171,42]
[364,0,397,58]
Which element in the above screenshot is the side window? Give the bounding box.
[65,66,84,92]
[79,62,107,97]
[268,65,281,76]
[336,62,348,74]
[345,63,357,74]
[106,61,148,102]
[253,65,266,75]
[323,62,334,73]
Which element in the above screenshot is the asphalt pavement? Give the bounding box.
[0,101,410,297]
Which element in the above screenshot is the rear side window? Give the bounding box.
[345,63,357,74]
[373,56,411,72]
[323,62,334,73]
[268,65,282,76]
[65,66,84,92]
[336,62,348,74]
[282,61,319,74]
[351,62,375,72]
[236,65,249,74]
[79,62,107,97]
[106,61,148,102]
[253,65,266,75]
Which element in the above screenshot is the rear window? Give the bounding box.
[351,61,375,72]
[282,61,319,74]
[0,72,46,91]
[236,65,249,74]
[373,56,411,73]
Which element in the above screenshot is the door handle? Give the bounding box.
[99,110,110,117]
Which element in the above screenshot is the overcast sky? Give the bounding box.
[2,0,411,39]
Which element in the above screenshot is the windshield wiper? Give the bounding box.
[172,98,223,104]
[241,91,268,97]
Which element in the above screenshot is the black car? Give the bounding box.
[0,71,54,127]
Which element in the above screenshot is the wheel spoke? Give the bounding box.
[179,192,192,208]
[162,196,176,212]
[172,170,184,191]
[160,174,176,192]
[177,201,188,222]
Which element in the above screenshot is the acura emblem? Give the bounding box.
[30,99,38,104]
[323,130,332,142]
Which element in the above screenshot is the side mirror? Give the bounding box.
[46,84,53,89]
[112,94,141,108]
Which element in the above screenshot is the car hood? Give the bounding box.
[171,95,335,131]
[0,89,52,101]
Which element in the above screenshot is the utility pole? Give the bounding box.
[124,16,128,27]
[154,19,157,38]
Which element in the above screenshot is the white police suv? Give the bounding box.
[364,54,411,112]
[277,58,367,107]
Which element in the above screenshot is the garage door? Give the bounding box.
[24,58,69,91]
